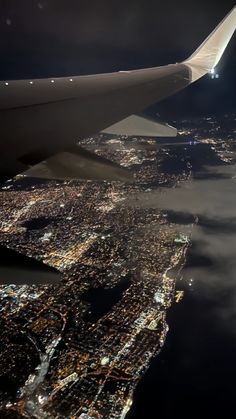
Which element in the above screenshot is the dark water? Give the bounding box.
[127,242,236,419]
[22,216,53,230]
[82,275,131,323]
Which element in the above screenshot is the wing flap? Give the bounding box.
[23,145,133,182]
[101,114,177,137]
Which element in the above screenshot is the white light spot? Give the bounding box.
[38,394,47,404]
[29,81,33,85]
[51,79,55,83]
[40,232,52,242]
[5,82,9,86]
[69,78,73,82]
[154,291,164,304]
[210,68,215,74]
[101,356,110,366]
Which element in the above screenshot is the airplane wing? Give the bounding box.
[0,6,235,185]
[0,6,235,284]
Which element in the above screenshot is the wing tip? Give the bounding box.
[183,5,236,81]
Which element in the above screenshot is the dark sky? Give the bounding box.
[1,0,236,116]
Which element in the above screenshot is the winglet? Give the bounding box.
[183,6,236,81]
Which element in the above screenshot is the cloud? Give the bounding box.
[127,164,236,333]
[128,174,236,221]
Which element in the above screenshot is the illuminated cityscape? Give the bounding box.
[0,115,235,418]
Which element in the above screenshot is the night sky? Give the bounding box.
[1,0,236,116]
